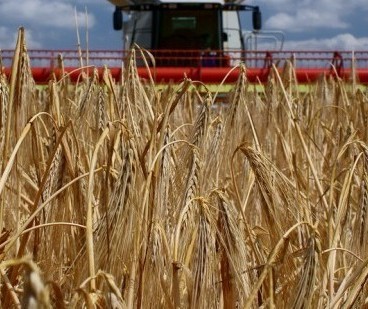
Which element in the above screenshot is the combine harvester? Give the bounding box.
[2,0,368,85]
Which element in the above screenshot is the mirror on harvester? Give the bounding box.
[113,7,123,31]
[252,9,262,31]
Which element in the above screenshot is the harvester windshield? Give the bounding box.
[157,7,221,50]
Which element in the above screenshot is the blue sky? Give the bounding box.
[249,0,368,50]
[0,0,368,51]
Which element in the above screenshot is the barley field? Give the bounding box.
[1,29,368,308]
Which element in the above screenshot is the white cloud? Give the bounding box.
[266,10,348,32]
[1,0,95,29]
[0,27,16,49]
[249,0,368,31]
[252,33,368,51]
[283,33,368,50]
[0,27,42,50]
[253,0,367,10]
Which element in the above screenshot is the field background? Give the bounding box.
[1,29,368,308]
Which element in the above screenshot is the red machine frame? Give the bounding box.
[1,49,368,84]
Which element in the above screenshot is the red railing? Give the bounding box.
[2,49,368,84]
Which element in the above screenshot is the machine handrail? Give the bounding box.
[2,49,368,69]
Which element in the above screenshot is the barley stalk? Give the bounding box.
[1,28,368,307]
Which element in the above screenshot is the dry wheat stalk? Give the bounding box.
[0,74,9,160]
[2,27,368,308]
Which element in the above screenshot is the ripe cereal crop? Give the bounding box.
[1,28,368,308]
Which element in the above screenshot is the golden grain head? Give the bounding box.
[1,28,368,308]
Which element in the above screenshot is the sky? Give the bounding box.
[0,0,368,51]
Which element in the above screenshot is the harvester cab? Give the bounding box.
[108,0,262,67]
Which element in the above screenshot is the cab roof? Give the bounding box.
[107,0,226,6]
